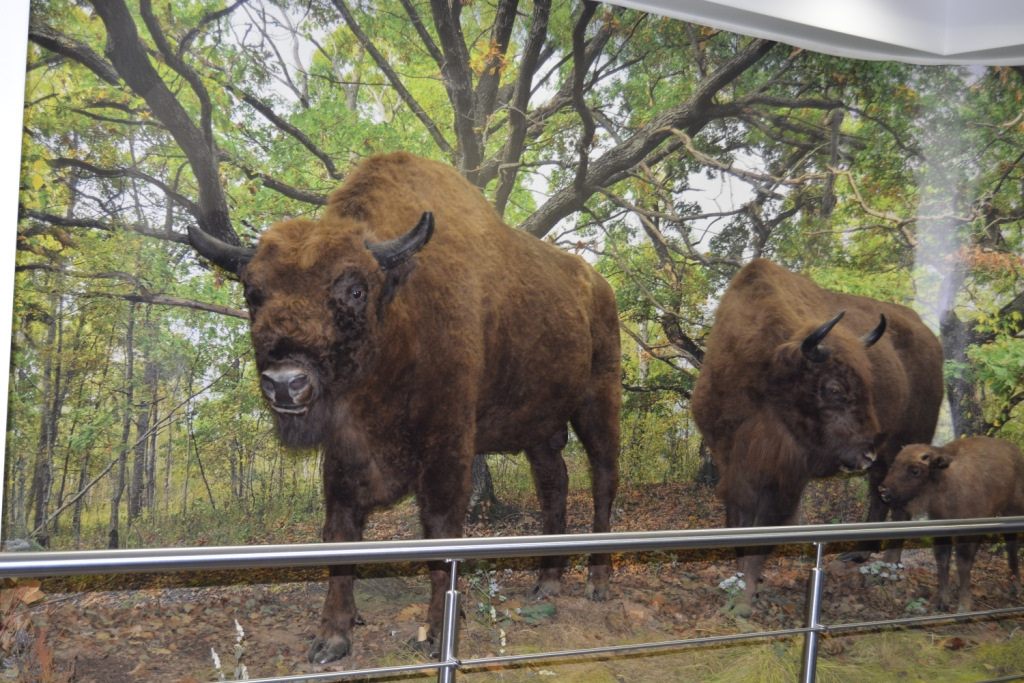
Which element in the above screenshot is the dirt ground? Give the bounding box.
[4,481,1024,682]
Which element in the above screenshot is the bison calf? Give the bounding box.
[878,437,1024,612]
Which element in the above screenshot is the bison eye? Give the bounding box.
[331,270,370,313]
[822,381,845,405]
[909,466,920,477]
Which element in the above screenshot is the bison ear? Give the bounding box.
[931,453,953,470]
[801,311,845,363]
[771,341,810,380]
[366,211,434,271]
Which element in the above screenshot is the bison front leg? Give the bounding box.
[311,565,358,664]
[309,496,365,664]
[933,537,953,611]
[841,466,906,564]
[1005,533,1021,599]
[723,500,761,616]
[727,483,801,617]
[418,458,473,652]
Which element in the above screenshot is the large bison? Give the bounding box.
[879,437,1024,612]
[188,152,621,663]
[690,259,943,611]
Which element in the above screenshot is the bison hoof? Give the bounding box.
[721,596,753,619]
[307,634,352,665]
[584,580,610,602]
[530,579,561,600]
[836,550,872,564]
[407,632,440,658]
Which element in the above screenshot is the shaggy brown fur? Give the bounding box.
[879,437,1024,612]
[189,152,621,664]
[690,259,943,609]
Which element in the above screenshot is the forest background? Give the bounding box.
[3,0,1024,553]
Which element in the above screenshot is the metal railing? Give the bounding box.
[3,516,1024,682]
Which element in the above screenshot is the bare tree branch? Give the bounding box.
[47,158,201,217]
[492,0,551,215]
[571,1,599,198]
[520,37,777,238]
[27,17,121,85]
[88,0,238,245]
[428,0,480,176]
[226,84,343,180]
[330,0,452,158]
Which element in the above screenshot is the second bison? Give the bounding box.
[691,259,943,611]
[879,436,1024,612]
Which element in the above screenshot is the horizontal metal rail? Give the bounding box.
[4,516,1024,682]
[3,516,1024,577]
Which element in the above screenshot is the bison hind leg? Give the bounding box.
[954,539,982,613]
[569,388,621,602]
[526,427,571,599]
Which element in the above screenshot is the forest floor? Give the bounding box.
[3,479,1024,682]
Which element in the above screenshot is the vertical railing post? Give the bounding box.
[800,542,826,683]
[437,558,462,683]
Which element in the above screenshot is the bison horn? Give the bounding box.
[187,224,256,273]
[801,310,845,363]
[861,314,887,348]
[367,211,435,271]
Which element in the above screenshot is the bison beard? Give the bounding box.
[691,259,943,613]
[187,152,621,664]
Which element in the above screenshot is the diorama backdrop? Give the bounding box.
[3,3,1024,681]
[4,0,1023,554]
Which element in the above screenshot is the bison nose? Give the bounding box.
[260,364,314,414]
[878,485,891,504]
[839,446,876,473]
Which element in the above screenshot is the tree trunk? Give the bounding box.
[940,310,991,437]
[229,438,240,499]
[695,439,719,488]
[109,305,136,549]
[467,454,501,523]
[128,358,156,522]
[51,421,75,537]
[164,409,173,513]
[28,291,61,547]
[147,398,158,510]
[71,446,92,549]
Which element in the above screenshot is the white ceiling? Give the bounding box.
[608,0,1024,65]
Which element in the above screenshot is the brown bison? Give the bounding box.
[879,437,1024,612]
[188,152,621,663]
[690,259,943,611]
